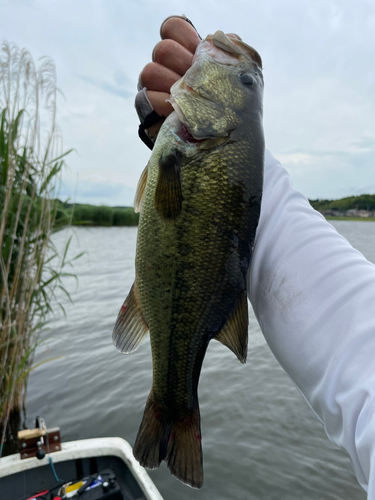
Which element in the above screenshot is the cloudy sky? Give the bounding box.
[1,0,374,205]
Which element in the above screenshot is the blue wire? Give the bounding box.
[45,430,63,482]
[49,455,63,482]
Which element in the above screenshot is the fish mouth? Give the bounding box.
[212,31,263,69]
[169,81,210,144]
[194,31,262,69]
[179,122,206,144]
[172,104,207,144]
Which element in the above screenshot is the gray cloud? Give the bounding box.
[74,74,132,100]
[1,0,374,202]
[60,179,136,206]
[350,136,375,150]
[113,70,130,87]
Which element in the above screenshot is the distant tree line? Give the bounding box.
[56,202,139,227]
[309,194,375,212]
[55,194,375,227]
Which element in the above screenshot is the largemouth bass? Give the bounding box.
[113,30,264,489]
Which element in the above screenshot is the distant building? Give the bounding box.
[321,210,345,217]
[319,209,375,218]
[346,209,358,217]
[358,210,370,217]
[345,209,373,218]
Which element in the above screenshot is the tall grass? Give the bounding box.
[0,41,76,455]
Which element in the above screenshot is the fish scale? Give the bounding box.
[112,30,264,489]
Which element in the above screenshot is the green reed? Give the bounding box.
[0,41,77,455]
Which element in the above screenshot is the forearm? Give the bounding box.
[249,150,375,495]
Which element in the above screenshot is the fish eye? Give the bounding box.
[240,73,254,85]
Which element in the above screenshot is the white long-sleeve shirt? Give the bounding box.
[248,150,375,496]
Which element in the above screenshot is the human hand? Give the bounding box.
[135,16,201,147]
[135,15,242,147]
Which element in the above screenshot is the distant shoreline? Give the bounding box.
[57,202,139,227]
[309,194,375,219]
[55,202,375,228]
[325,216,375,222]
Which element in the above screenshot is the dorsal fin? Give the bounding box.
[214,291,248,363]
[112,282,149,353]
[134,164,148,213]
[154,151,182,220]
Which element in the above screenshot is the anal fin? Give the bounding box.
[112,282,148,353]
[154,151,182,220]
[214,291,248,363]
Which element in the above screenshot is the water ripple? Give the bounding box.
[26,224,370,500]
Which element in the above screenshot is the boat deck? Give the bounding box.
[0,437,163,500]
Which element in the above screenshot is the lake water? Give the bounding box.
[26,220,375,500]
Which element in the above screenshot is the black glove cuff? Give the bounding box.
[138,110,164,150]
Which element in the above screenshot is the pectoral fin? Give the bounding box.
[134,164,148,213]
[154,151,182,220]
[214,291,248,363]
[112,283,148,353]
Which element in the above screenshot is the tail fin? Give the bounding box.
[133,392,203,489]
[165,410,203,489]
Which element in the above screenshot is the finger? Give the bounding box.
[161,17,200,54]
[146,90,173,117]
[153,39,194,76]
[140,62,181,93]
